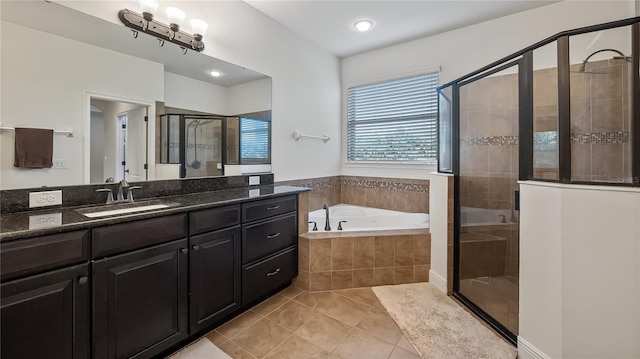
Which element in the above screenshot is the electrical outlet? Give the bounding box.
[28,213,62,229]
[52,159,68,169]
[249,176,260,186]
[249,189,260,197]
[29,190,63,208]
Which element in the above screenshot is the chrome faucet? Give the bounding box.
[322,203,331,231]
[116,179,130,201]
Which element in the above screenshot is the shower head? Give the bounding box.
[579,48,630,73]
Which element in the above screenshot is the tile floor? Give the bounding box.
[196,286,421,359]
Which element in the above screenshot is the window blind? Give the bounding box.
[240,117,270,164]
[347,72,439,163]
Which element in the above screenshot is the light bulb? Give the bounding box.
[191,19,208,39]
[209,71,221,77]
[165,7,185,27]
[138,0,158,15]
[354,20,373,32]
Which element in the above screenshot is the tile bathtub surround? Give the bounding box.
[187,286,421,359]
[0,174,274,214]
[276,175,430,214]
[296,233,431,292]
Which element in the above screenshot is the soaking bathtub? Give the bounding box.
[307,204,429,232]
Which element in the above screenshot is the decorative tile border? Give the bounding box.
[461,136,519,146]
[571,131,631,144]
[463,132,632,146]
[342,179,429,192]
[278,176,429,193]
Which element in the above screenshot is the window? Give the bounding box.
[240,117,271,164]
[347,72,439,163]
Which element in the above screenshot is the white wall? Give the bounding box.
[341,0,634,180]
[164,72,230,115]
[58,0,343,182]
[519,182,640,359]
[229,78,272,116]
[428,173,451,293]
[0,21,163,189]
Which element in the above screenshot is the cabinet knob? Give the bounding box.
[192,245,200,251]
[180,248,189,254]
[78,276,88,285]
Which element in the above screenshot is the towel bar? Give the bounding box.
[292,130,330,142]
[0,125,74,137]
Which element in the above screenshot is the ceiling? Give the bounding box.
[245,0,561,58]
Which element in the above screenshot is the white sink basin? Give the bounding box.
[77,200,181,218]
[81,204,170,218]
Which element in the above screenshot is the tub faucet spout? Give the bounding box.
[322,203,331,231]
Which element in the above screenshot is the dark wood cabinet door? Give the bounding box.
[1,263,90,359]
[93,239,188,359]
[190,226,241,333]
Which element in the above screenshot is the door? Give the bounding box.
[93,240,188,359]
[189,226,241,332]
[124,106,148,182]
[1,263,90,359]
[455,61,521,341]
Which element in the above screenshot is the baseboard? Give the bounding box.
[518,337,552,359]
[428,270,446,293]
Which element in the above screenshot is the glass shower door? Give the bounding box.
[456,62,520,340]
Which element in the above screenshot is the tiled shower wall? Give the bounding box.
[532,59,632,182]
[570,59,632,182]
[277,176,429,213]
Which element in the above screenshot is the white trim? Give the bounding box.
[518,337,552,359]
[519,180,640,193]
[428,270,447,293]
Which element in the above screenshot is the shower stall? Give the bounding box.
[437,17,639,343]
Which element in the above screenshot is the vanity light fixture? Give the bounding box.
[209,71,222,77]
[119,2,208,54]
[354,19,373,32]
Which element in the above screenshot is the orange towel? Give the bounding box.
[14,128,54,168]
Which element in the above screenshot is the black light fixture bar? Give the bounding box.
[118,9,204,53]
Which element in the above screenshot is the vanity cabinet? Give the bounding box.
[241,195,298,306]
[1,229,91,359]
[93,239,189,359]
[188,205,241,333]
[0,190,303,359]
[92,214,189,359]
[1,263,90,359]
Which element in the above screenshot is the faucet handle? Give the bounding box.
[308,221,318,231]
[95,188,114,204]
[338,221,347,230]
[127,186,143,203]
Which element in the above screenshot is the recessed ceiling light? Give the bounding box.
[354,20,373,32]
[209,71,222,77]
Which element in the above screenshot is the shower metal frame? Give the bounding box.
[437,16,640,345]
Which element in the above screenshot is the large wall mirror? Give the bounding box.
[0,1,272,190]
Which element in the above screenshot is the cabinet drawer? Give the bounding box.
[242,246,296,306]
[242,213,297,264]
[92,214,187,258]
[189,205,240,236]
[242,195,297,222]
[1,230,89,282]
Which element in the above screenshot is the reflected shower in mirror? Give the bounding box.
[157,106,271,179]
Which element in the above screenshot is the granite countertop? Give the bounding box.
[0,185,309,242]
